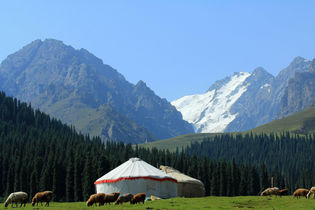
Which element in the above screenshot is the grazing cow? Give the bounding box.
[4,192,28,207]
[260,187,280,196]
[130,193,146,204]
[86,193,106,206]
[293,188,309,198]
[32,191,53,207]
[279,189,288,197]
[115,193,133,205]
[307,187,315,199]
[103,192,120,205]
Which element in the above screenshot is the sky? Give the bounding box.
[1,1,315,101]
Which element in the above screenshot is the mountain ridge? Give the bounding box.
[0,39,194,143]
[172,56,314,133]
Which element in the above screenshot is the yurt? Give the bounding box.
[94,158,178,198]
[160,165,205,197]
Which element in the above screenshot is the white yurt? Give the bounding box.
[94,158,178,198]
[160,165,205,197]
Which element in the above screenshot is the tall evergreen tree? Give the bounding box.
[260,163,269,190]
[239,166,249,196]
[82,154,95,201]
[65,153,74,202]
[210,164,220,196]
[249,167,260,195]
[231,158,240,196]
[219,162,227,196]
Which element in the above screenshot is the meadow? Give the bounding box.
[1,196,315,210]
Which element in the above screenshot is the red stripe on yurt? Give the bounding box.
[94,176,177,184]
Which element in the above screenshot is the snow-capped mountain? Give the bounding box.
[172,72,251,132]
[172,57,313,133]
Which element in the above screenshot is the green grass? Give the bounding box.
[140,133,221,151]
[1,196,315,209]
[141,106,315,152]
[250,106,315,134]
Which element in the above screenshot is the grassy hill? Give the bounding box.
[141,106,315,151]
[140,133,222,151]
[250,106,315,134]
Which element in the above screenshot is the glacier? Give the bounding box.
[172,72,251,133]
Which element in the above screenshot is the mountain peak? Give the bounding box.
[250,67,274,80]
[207,76,231,92]
[252,67,267,74]
[291,56,305,64]
[21,39,68,52]
[134,80,156,97]
[43,38,64,44]
[276,56,310,82]
[136,80,147,87]
[0,39,194,142]
[28,39,42,46]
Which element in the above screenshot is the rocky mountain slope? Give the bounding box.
[0,39,194,143]
[279,59,315,118]
[172,57,314,133]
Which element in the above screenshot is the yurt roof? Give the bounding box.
[160,165,204,185]
[95,158,177,184]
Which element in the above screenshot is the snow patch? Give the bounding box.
[260,83,271,93]
[172,72,251,133]
[260,83,271,89]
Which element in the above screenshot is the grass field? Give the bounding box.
[250,106,315,134]
[139,106,315,152]
[140,133,221,152]
[1,196,315,210]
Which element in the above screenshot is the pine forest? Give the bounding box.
[0,92,313,201]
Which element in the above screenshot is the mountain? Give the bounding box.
[279,59,315,118]
[0,39,194,143]
[172,56,313,133]
[251,106,315,134]
[172,72,251,133]
[142,105,315,151]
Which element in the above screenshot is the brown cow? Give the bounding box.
[32,191,53,207]
[103,192,120,205]
[293,188,309,198]
[115,193,133,205]
[279,189,288,197]
[86,193,106,206]
[130,193,146,204]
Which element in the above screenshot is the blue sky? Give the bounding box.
[1,1,315,101]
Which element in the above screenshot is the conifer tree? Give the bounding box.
[219,162,227,196]
[65,153,74,202]
[52,160,65,201]
[231,158,240,196]
[226,164,233,196]
[249,167,260,195]
[74,147,84,201]
[82,154,95,201]
[260,163,269,190]
[210,164,220,196]
[239,166,249,196]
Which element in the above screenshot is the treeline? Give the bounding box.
[0,92,287,201]
[185,133,315,193]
